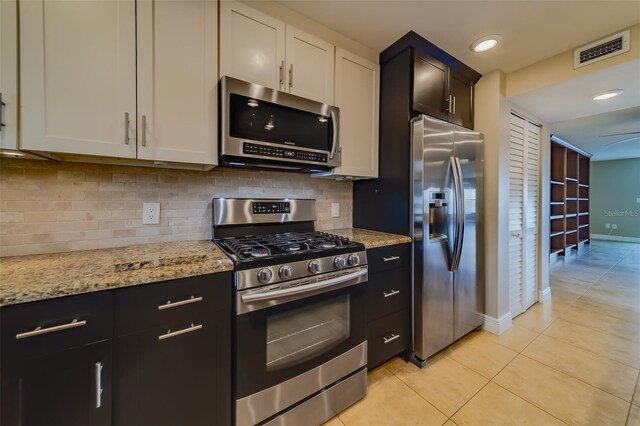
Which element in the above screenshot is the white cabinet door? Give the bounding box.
[20,0,137,158]
[508,113,540,317]
[220,1,285,90]
[137,0,218,166]
[316,49,378,179]
[0,0,18,150]
[285,27,334,105]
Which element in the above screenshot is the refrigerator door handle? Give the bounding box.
[450,156,461,271]
[453,157,466,271]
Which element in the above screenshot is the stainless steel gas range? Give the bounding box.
[212,198,368,426]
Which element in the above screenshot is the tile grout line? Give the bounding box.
[381,363,450,421]
[627,371,640,425]
[518,351,637,404]
[489,380,570,425]
[444,330,542,422]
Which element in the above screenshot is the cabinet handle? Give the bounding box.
[383,289,400,298]
[382,255,400,262]
[279,60,285,87]
[158,296,203,310]
[0,92,5,131]
[452,96,456,115]
[383,333,400,344]
[15,319,87,339]
[141,115,147,147]
[159,323,202,341]
[289,64,293,88]
[95,362,103,408]
[446,94,452,113]
[124,112,130,145]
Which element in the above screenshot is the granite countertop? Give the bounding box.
[0,241,234,307]
[0,228,410,308]
[331,228,412,249]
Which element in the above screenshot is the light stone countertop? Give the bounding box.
[0,240,234,307]
[330,228,412,249]
[0,228,410,308]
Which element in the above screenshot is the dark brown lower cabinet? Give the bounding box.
[366,243,411,369]
[113,273,232,426]
[1,340,112,426]
[114,324,221,426]
[1,272,232,426]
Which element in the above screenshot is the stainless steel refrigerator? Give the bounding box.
[410,114,484,365]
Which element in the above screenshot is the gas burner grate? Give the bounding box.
[216,231,353,261]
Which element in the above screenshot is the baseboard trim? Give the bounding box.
[481,312,512,335]
[591,234,640,243]
[539,287,552,303]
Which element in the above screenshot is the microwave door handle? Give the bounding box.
[329,109,338,159]
[241,268,367,303]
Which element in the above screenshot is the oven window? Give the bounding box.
[266,294,350,372]
[229,93,333,151]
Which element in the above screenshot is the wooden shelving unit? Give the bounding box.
[549,137,591,258]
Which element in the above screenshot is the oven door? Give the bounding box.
[235,268,367,425]
[221,76,340,170]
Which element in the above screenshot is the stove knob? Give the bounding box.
[308,260,321,274]
[334,256,347,269]
[257,268,273,283]
[348,254,361,266]
[279,265,293,279]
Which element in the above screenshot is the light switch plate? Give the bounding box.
[142,203,160,225]
[331,202,340,218]
[605,223,611,229]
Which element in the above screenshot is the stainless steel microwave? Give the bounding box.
[219,76,340,172]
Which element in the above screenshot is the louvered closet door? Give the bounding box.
[508,114,540,317]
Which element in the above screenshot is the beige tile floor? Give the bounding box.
[326,240,640,425]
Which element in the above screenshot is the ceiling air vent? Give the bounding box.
[574,30,630,69]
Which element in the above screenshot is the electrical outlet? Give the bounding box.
[612,224,618,229]
[331,202,340,218]
[142,203,160,225]
[605,223,611,229]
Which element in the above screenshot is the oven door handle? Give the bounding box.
[241,268,367,303]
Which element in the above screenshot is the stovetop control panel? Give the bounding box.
[252,201,291,215]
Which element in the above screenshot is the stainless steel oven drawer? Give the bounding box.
[264,368,367,426]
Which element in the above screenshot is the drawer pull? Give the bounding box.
[383,289,400,298]
[383,333,400,344]
[159,323,202,341]
[158,296,203,310]
[382,256,400,262]
[16,319,87,340]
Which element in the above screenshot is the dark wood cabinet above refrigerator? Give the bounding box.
[382,31,481,129]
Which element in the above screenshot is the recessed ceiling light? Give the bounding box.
[593,90,624,101]
[471,35,502,53]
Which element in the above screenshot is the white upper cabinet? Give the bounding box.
[137,0,218,165]
[20,0,137,158]
[0,0,18,151]
[318,48,379,179]
[220,2,335,104]
[220,1,286,90]
[285,27,335,105]
[20,0,217,168]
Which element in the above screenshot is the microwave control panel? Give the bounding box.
[243,142,328,163]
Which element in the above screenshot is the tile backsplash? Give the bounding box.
[0,159,352,257]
